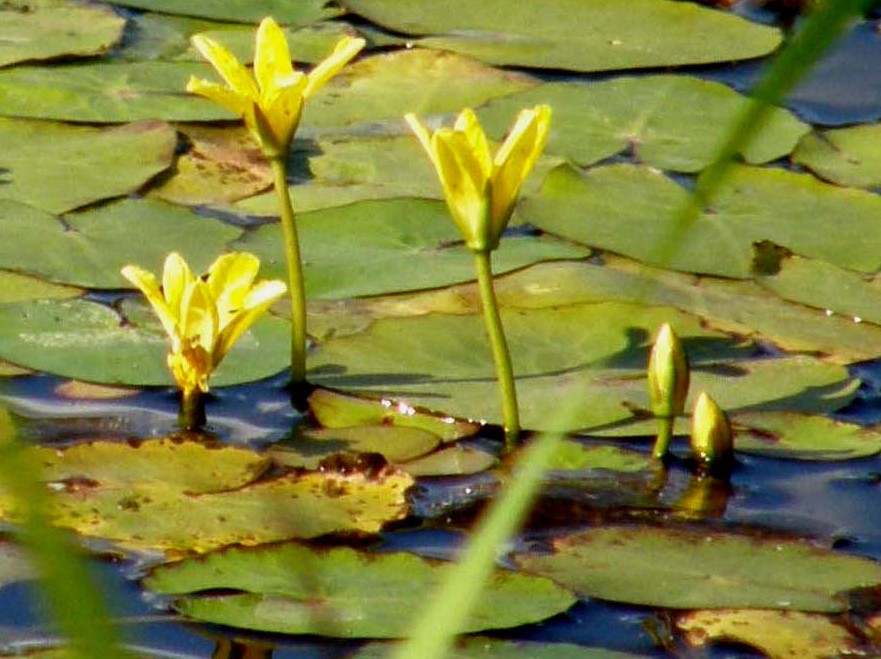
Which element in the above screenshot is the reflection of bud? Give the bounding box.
[648,324,690,417]
[675,474,733,520]
[690,392,734,471]
[649,324,690,460]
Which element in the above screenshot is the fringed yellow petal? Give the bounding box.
[432,132,488,249]
[206,252,260,328]
[190,34,258,98]
[454,108,492,179]
[186,77,251,119]
[259,76,307,151]
[214,279,286,364]
[303,36,365,98]
[120,265,178,341]
[161,253,194,317]
[180,278,218,358]
[405,113,435,161]
[254,17,294,97]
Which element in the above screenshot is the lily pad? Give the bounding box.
[479,77,807,172]
[302,48,538,130]
[0,198,241,289]
[676,609,861,659]
[340,0,780,71]
[309,388,479,442]
[149,125,273,206]
[0,61,230,122]
[0,119,176,213]
[732,411,881,461]
[547,441,649,473]
[105,0,341,25]
[793,124,881,189]
[522,163,881,278]
[0,0,125,68]
[0,270,80,303]
[399,444,497,477]
[310,301,855,431]
[145,542,576,637]
[2,440,412,553]
[270,425,441,468]
[0,297,289,387]
[513,525,881,612]
[233,198,589,300]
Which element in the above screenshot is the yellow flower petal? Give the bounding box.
[206,252,260,328]
[254,17,295,97]
[180,278,218,358]
[214,279,286,364]
[186,77,251,119]
[303,36,365,98]
[454,108,492,179]
[190,34,258,99]
[161,253,195,319]
[432,131,489,249]
[120,265,178,341]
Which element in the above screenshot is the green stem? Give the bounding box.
[270,157,308,386]
[473,250,520,447]
[652,415,674,460]
[179,387,205,430]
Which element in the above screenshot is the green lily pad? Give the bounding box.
[310,300,855,431]
[0,119,176,213]
[399,444,497,477]
[522,163,881,278]
[0,297,289,387]
[547,441,649,473]
[105,0,341,25]
[3,440,412,553]
[676,609,861,659]
[145,543,576,637]
[513,525,881,612]
[302,48,538,130]
[732,412,881,461]
[309,388,479,442]
[233,198,589,300]
[0,61,230,122]
[479,77,807,172]
[0,198,241,289]
[0,0,125,68]
[270,425,441,468]
[149,125,273,206]
[340,0,780,71]
[355,638,643,658]
[793,124,881,189]
[0,270,81,303]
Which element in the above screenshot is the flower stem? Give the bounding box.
[652,415,674,460]
[270,157,308,387]
[473,250,520,447]
[179,388,206,430]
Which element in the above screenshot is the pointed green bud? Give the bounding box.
[647,323,690,418]
[690,392,734,470]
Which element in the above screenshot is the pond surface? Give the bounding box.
[1,1,881,657]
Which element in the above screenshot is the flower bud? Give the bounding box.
[690,392,734,470]
[647,323,689,418]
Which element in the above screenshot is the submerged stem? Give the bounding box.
[270,157,308,387]
[179,387,206,430]
[473,250,520,447]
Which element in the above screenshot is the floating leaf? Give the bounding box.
[399,444,497,477]
[0,119,176,213]
[148,125,272,205]
[270,425,440,468]
[676,609,861,659]
[547,441,649,473]
[514,526,881,612]
[105,0,340,25]
[479,77,807,172]
[0,61,230,122]
[309,388,479,442]
[0,270,80,303]
[522,163,881,278]
[793,124,881,189]
[340,0,780,71]
[310,301,854,432]
[2,440,412,553]
[732,411,881,461]
[0,297,289,387]
[233,198,589,300]
[145,543,576,637]
[0,198,240,289]
[0,0,125,68]
[302,48,538,130]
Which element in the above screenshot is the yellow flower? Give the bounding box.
[405,105,551,252]
[187,17,365,158]
[121,252,286,396]
[647,323,690,418]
